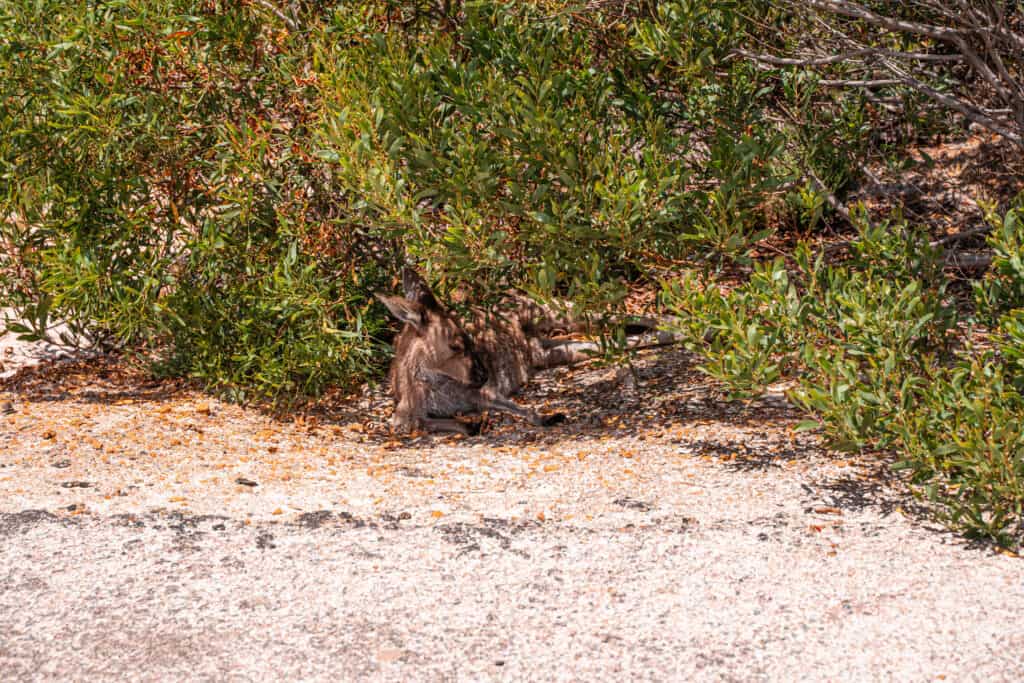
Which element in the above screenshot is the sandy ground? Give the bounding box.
[2,325,1023,681]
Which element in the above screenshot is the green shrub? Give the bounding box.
[664,220,953,407]
[0,0,394,400]
[974,201,1024,322]
[894,354,1024,547]
[661,257,803,397]
[2,0,817,399]
[664,217,1024,548]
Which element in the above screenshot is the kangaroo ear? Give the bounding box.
[401,267,440,309]
[375,293,425,328]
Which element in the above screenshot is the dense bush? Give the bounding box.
[0,0,395,400]
[975,203,1024,322]
[664,206,1024,548]
[2,0,835,396]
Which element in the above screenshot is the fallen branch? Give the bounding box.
[945,252,993,269]
[930,225,991,247]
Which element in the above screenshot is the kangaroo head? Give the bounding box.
[376,269,487,387]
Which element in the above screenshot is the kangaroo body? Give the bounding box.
[376,270,592,434]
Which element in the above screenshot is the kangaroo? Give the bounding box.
[375,269,597,435]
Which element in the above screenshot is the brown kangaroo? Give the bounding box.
[375,269,597,435]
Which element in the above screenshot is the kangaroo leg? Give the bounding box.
[535,340,601,368]
[392,410,481,436]
[422,417,482,436]
[536,325,682,368]
[480,393,564,426]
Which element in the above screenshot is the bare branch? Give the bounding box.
[801,0,962,41]
[804,169,874,236]
[945,252,994,269]
[818,78,902,88]
[881,59,1023,146]
[930,225,992,247]
[731,47,964,67]
[254,0,298,32]
[741,1,1024,148]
